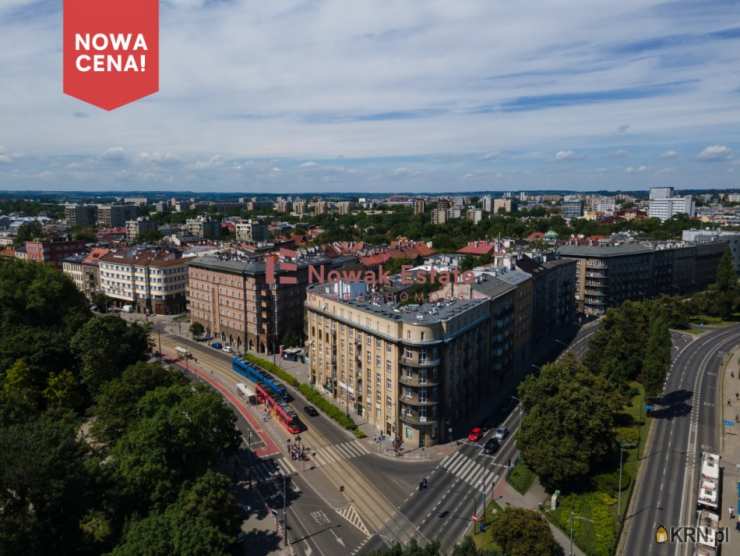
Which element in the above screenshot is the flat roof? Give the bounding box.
[309,284,487,324]
[558,244,654,258]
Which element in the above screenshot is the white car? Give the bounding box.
[494,427,509,442]
[222,345,233,353]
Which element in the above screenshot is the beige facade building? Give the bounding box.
[493,198,512,214]
[431,208,448,225]
[414,199,426,215]
[306,282,515,448]
[99,247,187,314]
[235,220,268,242]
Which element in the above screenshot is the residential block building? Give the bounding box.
[648,187,695,221]
[25,239,87,268]
[185,216,221,239]
[235,220,268,242]
[306,283,512,447]
[98,204,138,227]
[126,218,158,242]
[64,204,98,227]
[98,247,187,314]
[559,241,728,315]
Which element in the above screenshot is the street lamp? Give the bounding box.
[569,512,594,556]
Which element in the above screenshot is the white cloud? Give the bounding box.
[660,150,678,159]
[625,165,648,173]
[555,150,578,161]
[300,161,319,168]
[0,146,11,163]
[697,145,733,161]
[101,147,127,162]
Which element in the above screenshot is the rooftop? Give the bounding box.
[558,244,654,257]
[309,284,486,325]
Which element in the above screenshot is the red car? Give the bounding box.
[467,427,482,442]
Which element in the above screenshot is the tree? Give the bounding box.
[13,221,43,246]
[111,472,240,556]
[714,249,737,319]
[489,508,562,556]
[517,355,619,489]
[189,322,204,338]
[641,317,671,398]
[71,316,150,395]
[93,362,183,442]
[91,292,110,313]
[43,369,84,411]
[111,383,239,509]
[0,413,92,556]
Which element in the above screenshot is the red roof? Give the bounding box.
[457,241,497,256]
[527,231,545,241]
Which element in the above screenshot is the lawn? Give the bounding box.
[546,382,648,556]
[470,499,503,555]
[506,460,535,495]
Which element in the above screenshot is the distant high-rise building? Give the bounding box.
[648,187,694,221]
[414,198,426,215]
[185,216,221,239]
[235,220,267,242]
[431,208,448,225]
[335,201,351,215]
[466,208,483,224]
[561,199,583,219]
[98,204,138,227]
[313,200,328,215]
[481,196,493,213]
[64,204,98,227]
[126,218,158,241]
[493,198,512,214]
[275,197,291,213]
[293,200,307,216]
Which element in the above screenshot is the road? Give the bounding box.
[157,330,438,556]
[621,325,740,556]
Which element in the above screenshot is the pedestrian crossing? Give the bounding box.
[310,440,370,467]
[439,451,499,494]
[249,456,296,482]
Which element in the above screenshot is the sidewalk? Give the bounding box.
[492,479,587,556]
[719,346,740,553]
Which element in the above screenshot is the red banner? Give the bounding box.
[63,0,159,111]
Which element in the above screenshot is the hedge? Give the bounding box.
[242,353,366,439]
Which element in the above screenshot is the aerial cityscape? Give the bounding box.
[2,1,740,556]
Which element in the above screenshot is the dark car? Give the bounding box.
[483,438,500,455]
[304,405,319,417]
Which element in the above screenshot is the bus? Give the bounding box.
[255,383,302,434]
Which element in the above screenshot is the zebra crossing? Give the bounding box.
[439,451,499,494]
[310,440,370,467]
[249,456,296,483]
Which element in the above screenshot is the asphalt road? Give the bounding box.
[621,325,740,556]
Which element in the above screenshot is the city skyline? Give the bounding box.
[1,1,740,191]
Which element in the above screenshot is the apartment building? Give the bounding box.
[493,198,512,214]
[466,209,483,224]
[98,204,138,227]
[306,283,512,447]
[559,241,728,315]
[235,220,268,242]
[561,199,583,219]
[414,199,426,215]
[99,247,187,314]
[64,204,98,227]
[126,217,158,241]
[682,229,740,273]
[648,187,695,221]
[188,254,351,353]
[431,208,447,225]
[25,239,87,268]
[336,201,352,215]
[185,216,221,239]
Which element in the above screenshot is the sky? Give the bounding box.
[1,0,740,193]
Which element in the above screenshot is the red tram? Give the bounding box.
[255,383,302,434]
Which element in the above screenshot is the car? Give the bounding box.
[494,427,509,442]
[467,426,482,442]
[211,341,222,349]
[304,405,319,417]
[222,345,233,353]
[483,438,500,455]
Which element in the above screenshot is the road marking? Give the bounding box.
[336,504,371,537]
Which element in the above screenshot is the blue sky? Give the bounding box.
[0,0,739,192]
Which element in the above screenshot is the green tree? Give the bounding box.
[517,355,619,489]
[93,362,183,442]
[189,322,204,338]
[714,249,737,319]
[43,369,84,411]
[13,221,43,246]
[641,317,671,398]
[489,508,562,556]
[0,413,91,556]
[111,471,240,556]
[111,384,239,509]
[71,316,150,395]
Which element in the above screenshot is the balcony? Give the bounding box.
[401,355,441,368]
[399,408,436,427]
[400,392,439,406]
[399,372,440,387]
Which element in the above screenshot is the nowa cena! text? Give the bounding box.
[74,33,148,73]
